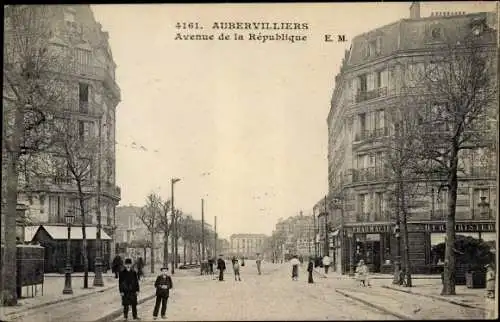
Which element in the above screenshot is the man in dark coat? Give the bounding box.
[153,267,173,320]
[217,254,226,281]
[307,256,314,284]
[119,258,140,320]
[112,255,123,279]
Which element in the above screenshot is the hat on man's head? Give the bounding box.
[160,266,168,271]
[125,258,132,265]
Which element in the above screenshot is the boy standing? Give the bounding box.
[153,267,173,320]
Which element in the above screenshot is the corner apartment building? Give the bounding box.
[325,3,497,274]
[3,6,121,271]
[229,233,267,259]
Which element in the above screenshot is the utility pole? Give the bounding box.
[324,195,329,258]
[313,208,317,257]
[201,198,205,261]
[214,216,217,257]
[93,117,104,287]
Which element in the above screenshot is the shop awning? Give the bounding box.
[480,232,496,242]
[25,225,112,242]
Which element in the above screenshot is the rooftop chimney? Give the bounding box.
[410,2,421,19]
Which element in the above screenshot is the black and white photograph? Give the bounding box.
[1,2,499,321]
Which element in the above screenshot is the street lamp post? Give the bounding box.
[171,178,181,274]
[347,230,354,276]
[63,209,75,294]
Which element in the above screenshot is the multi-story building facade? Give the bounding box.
[229,233,267,259]
[3,5,121,271]
[325,3,497,274]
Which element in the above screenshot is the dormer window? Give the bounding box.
[64,10,75,23]
[431,27,442,40]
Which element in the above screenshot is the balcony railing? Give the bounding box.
[355,87,388,103]
[355,127,389,141]
[26,176,121,199]
[470,166,496,178]
[352,167,387,183]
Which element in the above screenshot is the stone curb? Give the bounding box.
[381,285,487,311]
[335,288,412,320]
[3,284,116,317]
[92,293,157,322]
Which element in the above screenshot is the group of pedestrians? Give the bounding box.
[112,255,145,281]
[215,253,264,281]
[290,255,314,283]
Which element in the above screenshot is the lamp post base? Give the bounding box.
[62,266,73,295]
[93,257,104,287]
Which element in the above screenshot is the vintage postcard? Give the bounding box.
[1,2,498,321]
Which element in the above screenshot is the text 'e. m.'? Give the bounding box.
[324,34,347,43]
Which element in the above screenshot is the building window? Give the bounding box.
[79,83,89,113]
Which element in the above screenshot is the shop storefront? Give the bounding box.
[337,220,496,275]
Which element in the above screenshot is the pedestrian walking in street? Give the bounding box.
[355,259,370,287]
[233,258,242,281]
[256,253,262,275]
[217,254,226,281]
[290,255,300,281]
[322,255,331,275]
[152,267,173,320]
[208,257,214,275]
[112,255,124,279]
[119,258,140,320]
[135,257,144,281]
[486,264,495,299]
[307,257,314,284]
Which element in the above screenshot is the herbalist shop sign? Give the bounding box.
[427,223,495,232]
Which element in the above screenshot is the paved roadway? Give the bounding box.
[113,261,398,321]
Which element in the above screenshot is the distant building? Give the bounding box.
[229,233,267,259]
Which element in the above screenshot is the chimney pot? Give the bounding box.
[410,2,420,19]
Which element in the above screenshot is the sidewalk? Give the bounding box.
[383,281,497,317]
[0,274,117,320]
[313,267,440,280]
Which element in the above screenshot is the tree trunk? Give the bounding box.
[143,247,147,265]
[1,101,24,305]
[401,182,412,287]
[163,231,169,268]
[183,239,187,265]
[189,241,193,264]
[150,231,155,274]
[392,181,402,285]
[175,235,179,268]
[442,146,459,295]
[77,182,89,289]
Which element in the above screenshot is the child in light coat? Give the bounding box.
[355,259,370,287]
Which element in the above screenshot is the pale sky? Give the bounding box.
[91,2,496,239]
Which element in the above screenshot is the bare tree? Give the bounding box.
[385,99,428,288]
[137,193,162,274]
[401,26,497,295]
[157,199,171,268]
[2,5,75,305]
[34,116,100,288]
